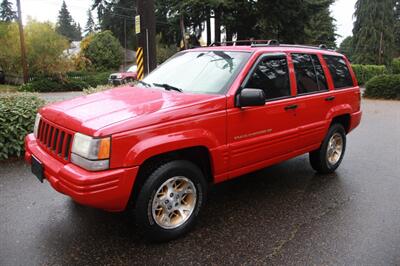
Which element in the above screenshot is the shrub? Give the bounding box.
[391,58,400,74]
[67,71,111,87]
[0,93,45,159]
[83,84,114,95]
[364,74,400,100]
[19,78,89,92]
[18,71,111,92]
[156,33,177,64]
[19,79,63,92]
[81,31,123,71]
[352,64,387,85]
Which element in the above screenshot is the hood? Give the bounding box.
[40,86,225,136]
[110,72,136,78]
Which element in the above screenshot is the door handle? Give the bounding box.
[284,104,298,110]
[325,96,335,102]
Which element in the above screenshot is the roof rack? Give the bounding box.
[210,39,280,47]
[209,40,331,51]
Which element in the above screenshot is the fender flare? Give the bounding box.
[123,128,220,167]
[325,104,353,122]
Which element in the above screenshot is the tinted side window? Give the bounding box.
[312,55,328,91]
[323,55,354,89]
[245,56,290,100]
[292,53,328,94]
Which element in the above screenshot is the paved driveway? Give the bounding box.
[1,99,399,265]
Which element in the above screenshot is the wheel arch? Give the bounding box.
[326,105,353,133]
[129,146,213,207]
[330,114,351,133]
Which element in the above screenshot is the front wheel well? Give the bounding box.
[331,114,351,133]
[129,146,213,207]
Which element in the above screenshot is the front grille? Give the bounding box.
[110,75,117,80]
[37,119,73,161]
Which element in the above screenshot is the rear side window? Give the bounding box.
[323,55,354,89]
[292,54,328,94]
[245,56,291,100]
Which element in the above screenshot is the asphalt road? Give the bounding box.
[1,99,399,265]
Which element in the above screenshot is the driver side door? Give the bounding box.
[227,53,299,177]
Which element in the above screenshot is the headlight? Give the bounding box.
[71,133,111,171]
[33,113,41,138]
[116,74,123,79]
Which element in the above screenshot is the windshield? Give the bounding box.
[140,51,251,94]
[126,65,137,72]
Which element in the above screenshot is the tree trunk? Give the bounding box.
[180,14,188,50]
[206,9,211,46]
[214,9,221,44]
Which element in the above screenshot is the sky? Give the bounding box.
[13,0,357,46]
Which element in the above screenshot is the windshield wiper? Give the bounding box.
[137,80,151,87]
[153,83,183,93]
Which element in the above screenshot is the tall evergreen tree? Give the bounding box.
[305,0,337,48]
[352,0,396,65]
[0,0,16,22]
[92,0,136,49]
[84,8,95,36]
[56,1,82,41]
[395,1,400,57]
[338,36,354,61]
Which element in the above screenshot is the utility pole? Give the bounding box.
[16,0,28,83]
[378,31,384,65]
[137,0,157,74]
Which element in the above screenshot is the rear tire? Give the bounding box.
[309,124,346,174]
[135,160,207,242]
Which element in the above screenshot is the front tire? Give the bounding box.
[309,124,346,174]
[135,160,207,242]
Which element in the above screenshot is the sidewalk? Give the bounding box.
[38,91,84,102]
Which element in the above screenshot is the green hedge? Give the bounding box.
[352,64,387,85]
[0,93,45,159]
[19,78,90,92]
[18,71,112,92]
[391,59,400,75]
[66,72,111,88]
[365,74,400,100]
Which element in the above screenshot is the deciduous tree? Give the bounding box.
[0,20,70,76]
[81,30,123,71]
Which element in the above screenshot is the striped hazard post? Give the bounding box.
[136,47,144,80]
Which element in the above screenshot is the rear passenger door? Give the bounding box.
[322,55,360,112]
[291,53,334,151]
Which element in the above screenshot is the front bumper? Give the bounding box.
[25,134,138,212]
[108,78,124,85]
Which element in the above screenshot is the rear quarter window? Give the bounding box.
[323,55,354,89]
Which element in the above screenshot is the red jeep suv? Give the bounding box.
[25,41,362,241]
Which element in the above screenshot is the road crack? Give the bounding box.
[265,195,353,260]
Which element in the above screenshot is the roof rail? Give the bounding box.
[275,44,333,51]
[209,39,280,47]
[209,40,333,51]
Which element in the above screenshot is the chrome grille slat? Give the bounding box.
[37,119,73,162]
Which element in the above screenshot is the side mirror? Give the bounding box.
[237,88,266,107]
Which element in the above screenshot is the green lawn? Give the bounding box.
[0,84,19,93]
